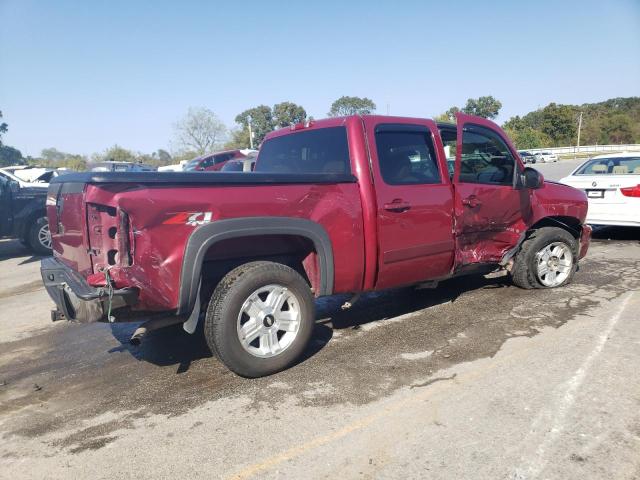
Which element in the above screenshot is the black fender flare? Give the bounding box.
[177,217,335,315]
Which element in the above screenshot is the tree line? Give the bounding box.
[1,95,638,169]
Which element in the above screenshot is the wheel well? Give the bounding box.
[20,209,47,239]
[529,216,582,239]
[199,234,319,304]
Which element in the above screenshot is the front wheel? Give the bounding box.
[204,261,315,377]
[28,216,52,255]
[510,227,578,289]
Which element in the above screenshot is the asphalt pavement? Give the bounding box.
[1,159,639,480]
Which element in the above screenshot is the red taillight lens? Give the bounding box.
[620,185,640,198]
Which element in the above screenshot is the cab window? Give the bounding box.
[375,125,441,185]
[460,125,516,185]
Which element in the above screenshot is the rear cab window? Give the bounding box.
[256,127,351,174]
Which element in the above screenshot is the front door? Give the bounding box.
[453,113,532,266]
[364,117,455,290]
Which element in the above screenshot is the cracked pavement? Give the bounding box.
[1,227,639,479]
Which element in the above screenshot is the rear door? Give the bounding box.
[364,117,455,289]
[452,113,531,265]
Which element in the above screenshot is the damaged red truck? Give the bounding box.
[42,113,591,377]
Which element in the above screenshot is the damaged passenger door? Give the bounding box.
[453,113,531,267]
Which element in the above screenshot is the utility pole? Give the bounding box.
[575,111,583,159]
[247,115,254,149]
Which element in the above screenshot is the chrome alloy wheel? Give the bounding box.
[535,242,573,287]
[38,222,52,250]
[236,284,301,358]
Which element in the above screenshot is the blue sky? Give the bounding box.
[1,0,639,156]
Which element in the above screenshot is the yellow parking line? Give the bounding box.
[229,343,536,479]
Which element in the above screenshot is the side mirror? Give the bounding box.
[522,167,544,189]
[9,180,20,194]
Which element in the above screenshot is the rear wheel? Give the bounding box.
[28,216,52,255]
[204,261,315,377]
[511,227,578,289]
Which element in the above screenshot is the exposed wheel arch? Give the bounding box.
[528,216,582,238]
[501,215,583,266]
[178,217,334,316]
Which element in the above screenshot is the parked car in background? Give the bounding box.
[184,149,258,172]
[518,151,536,164]
[1,165,62,184]
[184,150,247,172]
[534,151,558,163]
[0,166,59,187]
[559,152,640,227]
[0,171,51,254]
[91,161,156,172]
[158,160,188,172]
[43,112,591,378]
[220,158,256,172]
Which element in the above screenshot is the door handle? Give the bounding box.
[384,199,411,212]
[462,196,481,208]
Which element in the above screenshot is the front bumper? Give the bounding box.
[40,257,138,323]
[579,224,592,259]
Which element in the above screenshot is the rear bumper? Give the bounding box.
[40,257,138,323]
[579,224,592,259]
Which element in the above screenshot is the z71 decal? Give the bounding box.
[163,212,213,226]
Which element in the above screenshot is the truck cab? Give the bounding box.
[42,113,591,377]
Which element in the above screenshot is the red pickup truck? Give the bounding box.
[42,113,591,377]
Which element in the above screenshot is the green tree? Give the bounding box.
[503,126,550,149]
[40,147,67,163]
[173,107,228,155]
[328,96,376,117]
[0,110,7,145]
[0,145,23,167]
[235,105,274,146]
[462,96,502,119]
[539,103,576,145]
[224,128,252,149]
[601,114,634,144]
[59,154,88,171]
[273,101,307,128]
[92,145,137,163]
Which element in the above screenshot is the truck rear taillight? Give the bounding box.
[620,185,640,198]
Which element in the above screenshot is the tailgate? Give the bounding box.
[47,182,93,276]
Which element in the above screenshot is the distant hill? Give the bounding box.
[503,97,640,149]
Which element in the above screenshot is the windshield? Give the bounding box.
[221,161,243,172]
[575,157,640,175]
[184,158,201,171]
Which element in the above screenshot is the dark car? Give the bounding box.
[0,170,51,254]
[518,151,536,164]
[183,150,248,172]
[220,158,256,172]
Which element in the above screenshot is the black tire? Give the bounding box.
[510,227,578,289]
[28,216,52,255]
[204,261,315,378]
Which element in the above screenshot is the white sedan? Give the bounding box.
[559,153,640,227]
[535,151,559,163]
